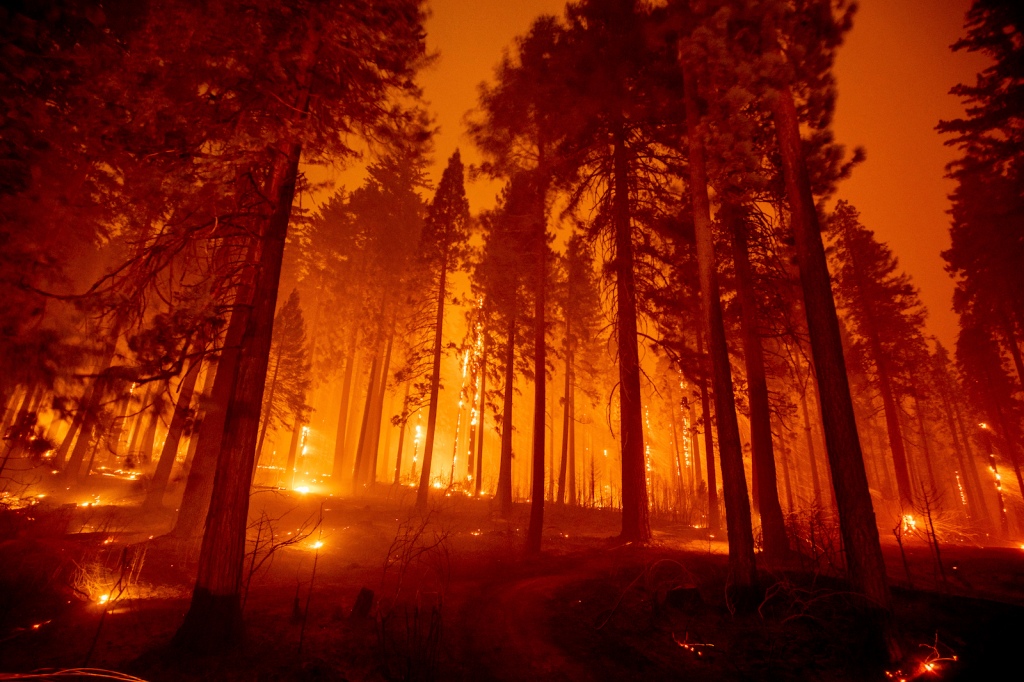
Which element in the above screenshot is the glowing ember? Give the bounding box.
[97,594,110,605]
[294,486,310,494]
[311,541,324,550]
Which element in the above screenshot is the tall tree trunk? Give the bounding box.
[727,206,789,559]
[568,381,577,505]
[771,80,891,618]
[352,349,382,492]
[145,362,201,508]
[527,175,548,553]
[683,72,756,590]
[174,126,307,650]
[611,123,650,543]
[911,388,939,495]
[799,380,823,508]
[557,346,572,505]
[688,394,701,493]
[368,330,395,485]
[697,333,720,531]
[416,257,449,509]
[475,338,487,497]
[283,416,302,490]
[667,380,686,513]
[497,315,516,517]
[937,367,990,528]
[332,336,358,489]
[393,382,411,485]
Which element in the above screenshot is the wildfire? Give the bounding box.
[902,515,917,533]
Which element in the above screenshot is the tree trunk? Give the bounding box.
[497,315,516,517]
[937,366,990,528]
[137,393,162,470]
[557,346,572,505]
[911,388,939,495]
[368,327,395,486]
[283,416,302,490]
[416,256,449,509]
[352,349,381,492]
[727,205,789,559]
[611,123,650,543]
[532,169,548,552]
[173,130,307,651]
[331,336,358,489]
[683,71,756,591]
[145,361,201,508]
[568,381,577,505]
[771,80,891,617]
[697,333,720,531]
[394,382,411,485]
[475,337,487,497]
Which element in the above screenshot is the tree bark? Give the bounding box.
[611,123,650,543]
[683,70,756,591]
[727,206,789,559]
[771,81,891,616]
[352,349,381,492]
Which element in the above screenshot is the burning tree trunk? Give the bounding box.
[475,338,487,497]
[611,123,650,543]
[683,71,756,592]
[727,207,789,559]
[771,81,892,617]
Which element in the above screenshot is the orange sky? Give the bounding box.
[409,0,987,347]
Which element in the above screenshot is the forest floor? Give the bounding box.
[2,480,1024,681]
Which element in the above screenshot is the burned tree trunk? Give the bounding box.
[611,123,650,543]
[727,208,789,559]
[771,81,892,616]
[683,70,756,592]
[173,129,306,650]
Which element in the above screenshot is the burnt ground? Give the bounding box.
[1,483,1023,681]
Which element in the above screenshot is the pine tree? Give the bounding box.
[414,151,471,509]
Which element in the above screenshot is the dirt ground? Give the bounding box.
[2,482,1023,681]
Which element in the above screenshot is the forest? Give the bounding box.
[1,0,1023,680]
